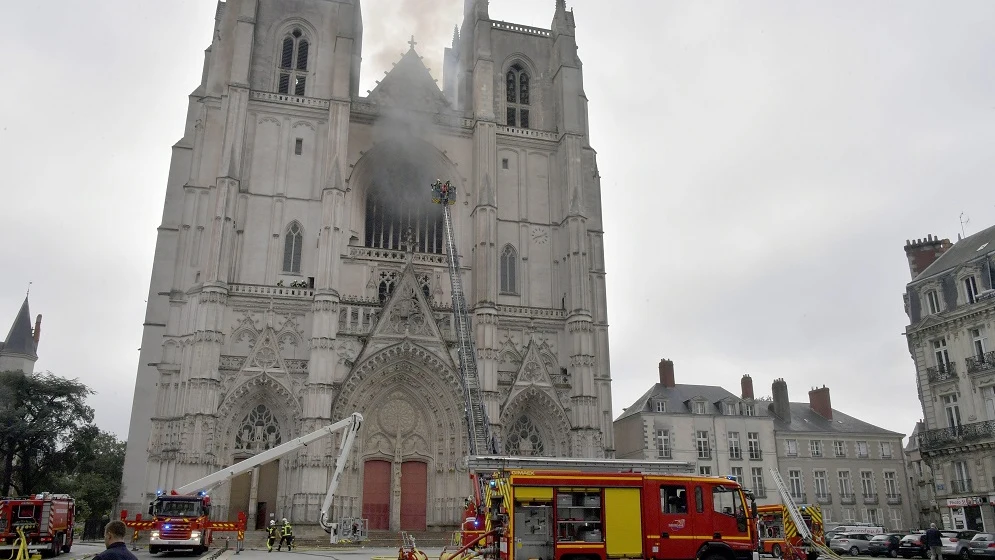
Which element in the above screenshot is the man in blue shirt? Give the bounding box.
[924,523,943,560]
[93,521,138,560]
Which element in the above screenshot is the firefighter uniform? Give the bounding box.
[266,521,279,552]
[278,519,294,551]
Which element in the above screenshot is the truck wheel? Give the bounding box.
[195,545,208,555]
[772,545,782,558]
[149,546,161,554]
[808,552,820,560]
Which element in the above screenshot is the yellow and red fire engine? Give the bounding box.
[757,503,825,560]
[443,456,760,560]
[0,493,75,558]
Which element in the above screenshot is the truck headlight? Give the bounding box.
[190,531,201,539]
[151,531,160,539]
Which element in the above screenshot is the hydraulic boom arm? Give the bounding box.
[175,413,363,531]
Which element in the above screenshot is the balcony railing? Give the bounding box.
[967,351,995,375]
[790,492,807,503]
[919,420,995,451]
[863,493,879,504]
[951,479,973,493]
[887,494,902,505]
[927,362,957,382]
[749,449,763,460]
[729,448,743,460]
[840,493,856,505]
[816,493,832,505]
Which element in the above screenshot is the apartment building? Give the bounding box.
[903,225,995,531]
[905,421,940,529]
[768,379,913,531]
[614,360,781,505]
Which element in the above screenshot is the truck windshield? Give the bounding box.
[156,500,201,517]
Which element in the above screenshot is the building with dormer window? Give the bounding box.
[903,224,995,531]
[613,361,781,505]
[119,0,614,532]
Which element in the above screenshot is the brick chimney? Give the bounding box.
[904,234,952,279]
[33,314,42,346]
[741,374,754,400]
[771,378,791,423]
[809,385,833,420]
[659,359,675,388]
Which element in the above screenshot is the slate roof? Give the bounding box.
[905,421,924,452]
[913,223,995,283]
[616,383,768,421]
[0,297,36,358]
[769,402,902,437]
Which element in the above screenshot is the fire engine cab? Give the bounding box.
[0,494,75,558]
[452,456,759,560]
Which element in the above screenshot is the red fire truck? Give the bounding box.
[0,494,75,558]
[126,413,363,553]
[444,456,760,560]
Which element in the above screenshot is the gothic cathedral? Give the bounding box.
[120,0,613,531]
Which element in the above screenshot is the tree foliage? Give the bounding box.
[0,371,125,519]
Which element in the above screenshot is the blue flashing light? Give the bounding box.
[489,480,497,488]
[164,524,171,530]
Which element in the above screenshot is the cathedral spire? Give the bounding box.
[552,0,574,37]
[452,25,460,48]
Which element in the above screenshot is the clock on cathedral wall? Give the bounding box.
[531,225,548,244]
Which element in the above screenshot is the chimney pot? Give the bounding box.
[658,359,675,388]
[741,374,754,400]
[809,386,833,420]
[771,378,791,423]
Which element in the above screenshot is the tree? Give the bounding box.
[57,428,126,519]
[0,371,95,496]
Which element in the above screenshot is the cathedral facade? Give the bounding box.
[120,0,613,531]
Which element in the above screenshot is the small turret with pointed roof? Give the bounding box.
[0,296,39,373]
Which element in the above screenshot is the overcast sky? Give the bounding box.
[1,1,993,445]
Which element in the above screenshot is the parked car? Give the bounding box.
[832,533,875,556]
[968,534,995,557]
[869,534,904,558]
[899,534,929,559]
[942,530,979,558]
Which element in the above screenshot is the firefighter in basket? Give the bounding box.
[278,518,294,551]
[266,520,279,553]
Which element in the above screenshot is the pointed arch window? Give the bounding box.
[283,222,303,273]
[505,63,530,129]
[505,415,545,456]
[235,404,282,452]
[500,244,518,294]
[277,28,309,96]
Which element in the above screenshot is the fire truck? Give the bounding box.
[757,504,824,560]
[126,412,362,554]
[0,494,75,558]
[442,456,760,560]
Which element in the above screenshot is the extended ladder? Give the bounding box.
[769,467,843,560]
[432,180,498,456]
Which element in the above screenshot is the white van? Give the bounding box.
[825,525,886,540]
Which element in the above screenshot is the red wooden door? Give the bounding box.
[400,461,427,531]
[363,460,391,530]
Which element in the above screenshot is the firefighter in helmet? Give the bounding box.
[266,520,279,553]
[278,518,294,551]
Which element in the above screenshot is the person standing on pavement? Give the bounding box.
[278,517,294,551]
[924,523,943,560]
[93,521,138,560]
[267,520,280,552]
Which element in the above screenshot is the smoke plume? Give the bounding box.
[360,0,463,95]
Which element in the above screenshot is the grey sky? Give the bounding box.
[1,1,993,444]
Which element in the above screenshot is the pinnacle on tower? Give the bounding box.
[452,25,459,48]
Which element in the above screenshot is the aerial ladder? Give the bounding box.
[431,180,498,457]
[769,467,843,560]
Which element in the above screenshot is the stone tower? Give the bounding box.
[120,0,613,531]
